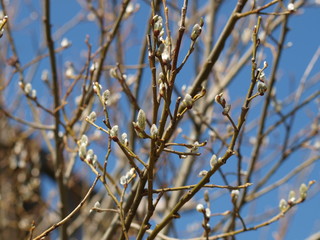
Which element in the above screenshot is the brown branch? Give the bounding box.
[33,175,100,240]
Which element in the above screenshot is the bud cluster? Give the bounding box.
[182,94,194,109]
[120,168,136,186]
[78,134,98,168]
[19,82,37,98]
[152,15,164,38]
[196,187,211,232]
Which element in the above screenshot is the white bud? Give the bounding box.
[121,133,128,145]
[125,3,134,16]
[210,154,217,168]
[287,3,295,11]
[222,104,231,115]
[41,69,49,81]
[78,143,87,159]
[18,81,23,89]
[288,190,296,203]
[86,149,94,162]
[215,92,226,106]
[88,111,97,122]
[231,190,240,202]
[94,201,101,208]
[125,168,134,180]
[110,125,119,139]
[191,23,202,40]
[109,68,118,78]
[150,124,158,139]
[65,62,75,78]
[299,183,308,200]
[80,134,88,146]
[93,82,102,94]
[258,69,267,81]
[90,62,97,72]
[161,44,170,63]
[196,203,204,212]
[61,37,71,48]
[120,175,127,185]
[191,141,200,152]
[102,89,110,105]
[129,168,135,176]
[257,81,267,94]
[137,109,146,131]
[198,170,208,177]
[153,15,163,32]
[159,72,165,82]
[279,198,288,212]
[182,94,193,109]
[24,83,32,94]
[287,42,293,48]
[205,208,211,218]
[31,89,37,98]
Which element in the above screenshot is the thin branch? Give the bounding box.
[33,175,100,240]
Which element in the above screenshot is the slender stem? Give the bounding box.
[43,1,68,239]
[33,176,100,240]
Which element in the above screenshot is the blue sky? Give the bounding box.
[5,0,319,239]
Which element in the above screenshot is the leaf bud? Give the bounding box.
[288,190,296,203]
[257,81,268,95]
[196,203,204,212]
[191,23,202,41]
[215,92,226,107]
[231,190,239,204]
[279,198,288,212]
[198,170,208,177]
[299,183,308,200]
[137,109,146,131]
[78,143,87,159]
[150,124,158,139]
[88,111,97,122]
[80,134,88,146]
[182,93,193,109]
[110,125,119,140]
[24,83,32,95]
[210,154,217,168]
